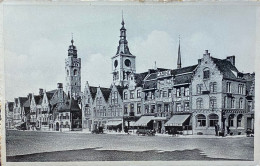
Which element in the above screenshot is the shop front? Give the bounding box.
[164,114,192,135]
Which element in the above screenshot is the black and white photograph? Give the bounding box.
[1,1,259,166]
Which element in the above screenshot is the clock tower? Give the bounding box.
[65,38,81,100]
[112,15,136,87]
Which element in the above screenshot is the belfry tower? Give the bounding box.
[65,36,81,100]
[111,13,136,87]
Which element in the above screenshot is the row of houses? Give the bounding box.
[5,16,255,135]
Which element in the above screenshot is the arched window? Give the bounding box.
[196,98,203,109]
[73,69,77,76]
[228,114,235,127]
[237,114,243,127]
[209,114,219,127]
[239,98,243,109]
[210,97,217,109]
[197,114,206,127]
[203,68,210,79]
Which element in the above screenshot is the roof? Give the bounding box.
[7,102,14,112]
[24,107,30,115]
[171,65,197,75]
[23,99,30,108]
[146,73,157,81]
[212,58,239,80]
[89,86,98,100]
[18,97,28,106]
[58,99,80,112]
[46,90,57,100]
[134,72,148,87]
[34,95,43,105]
[115,85,126,99]
[143,80,157,90]
[100,87,112,102]
[174,73,193,85]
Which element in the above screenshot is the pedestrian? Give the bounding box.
[214,123,219,136]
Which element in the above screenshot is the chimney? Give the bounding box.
[226,55,235,66]
[198,59,202,64]
[203,50,210,58]
[39,88,43,96]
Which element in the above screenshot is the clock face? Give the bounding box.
[124,59,131,67]
[114,60,118,68]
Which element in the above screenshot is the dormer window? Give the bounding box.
[203,68,210,79]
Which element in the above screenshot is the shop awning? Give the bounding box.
[106,121,122,126]
[153,117,167,121]
[124,121,135,126]
[133,116,155,126]
[165,114,190,126]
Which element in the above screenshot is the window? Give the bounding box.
[176,103,181,112]
[210,97,217,109]
[145,105,149,113]
[184,102,189,111]
[73,69,77,76]
[209,114,219,127]
[66,113,69,119]
[228,114,235,127]
[203,68,210,79]
[137,104,141,114]
[124,105,128,114]
[210,82,217,93]
[238,84,244,94]
[184,88,189,96]
[224,96,227,108]
[197,84,202,94]
[130,104,134,112]
[163,91,167,97]
[226,82,231,93]
[197,114,206,127]
[164,104,169,112]
[137,90,141,98]
[168,89,172,97]
[239,98,243,109]
[160,90,163,98]
[231,98,235,108]
[151,105,155,113]
[65,121,69,128]
[114,92,118,104]
[130,91,134,99]
[157,104,162,112]
[237,114,243,127]
[67,70,69,76]
[196,98,203,109]
[124,92,128,100]
[176,88,181,97]
[151,92,155,99]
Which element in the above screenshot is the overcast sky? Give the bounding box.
[4,3,257,101]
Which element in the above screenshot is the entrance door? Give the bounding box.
[247,118,252,129]
[56,122,59,131]
[158,121,162,133]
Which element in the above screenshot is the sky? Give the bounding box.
[3,3,257,101]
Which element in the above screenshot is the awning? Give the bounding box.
[153,117,167,121]
[165,114,190,126]
[133,116,155,126]
[106,121,122,126]
[124,121,135,126]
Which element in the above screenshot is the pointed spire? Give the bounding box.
[121,10,124,26]
[68,33,77,57]
[177,35,182,69]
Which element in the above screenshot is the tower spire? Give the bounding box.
[71,33,74,45]
[177,35,182,69]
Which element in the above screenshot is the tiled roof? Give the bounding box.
[23,99,30,108]
[146,73,157,80]
[58,99,80,112]
[18,97,28,106]
[46,90,57,100]
[171,65,197,75]
[115,85,126,99]
[174,73,193,85]
[212,58,239,80]
[143,80,157,90]
[34,95,43,105]
[89,86,98,100]
[7,102,14,112]
[134,72,148,87]
[24,107,30,115]
[100,87,112,102]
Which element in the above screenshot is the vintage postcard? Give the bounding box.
[1,1,260,166]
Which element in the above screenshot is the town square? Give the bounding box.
[2,3,257,163]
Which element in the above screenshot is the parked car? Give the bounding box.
[136,129,155,136]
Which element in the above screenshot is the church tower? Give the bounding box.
[111,14,136,87]
[177,36,182,69]
[65,37,81,100]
